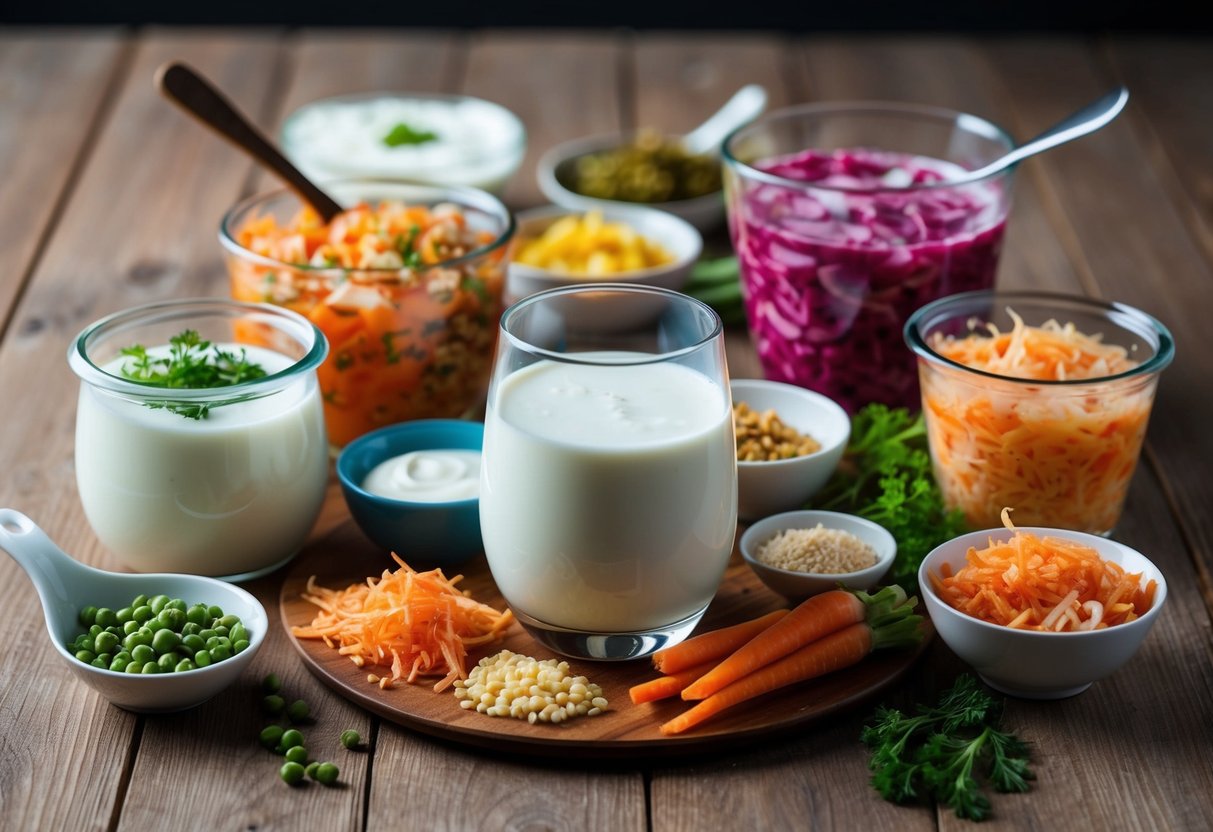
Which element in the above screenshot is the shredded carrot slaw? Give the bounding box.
[922,309,1154,533]
[291,554,514,692]
[931,508,1156,631]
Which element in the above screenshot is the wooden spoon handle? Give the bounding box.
[155,61,344,223]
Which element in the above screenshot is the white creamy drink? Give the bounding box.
[75,344,328,577]
[481,357,737,633]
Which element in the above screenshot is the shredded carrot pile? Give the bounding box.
[291,554,514,692]
[931,509,1156,631]
[924,308,1153,532]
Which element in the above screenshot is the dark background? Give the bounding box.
[4,0,1212,31]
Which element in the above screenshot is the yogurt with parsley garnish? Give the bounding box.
[69,300,329,580]
[281,93,526,194]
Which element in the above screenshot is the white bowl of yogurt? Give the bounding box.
[68,299,330,581]
[280,92,527,195]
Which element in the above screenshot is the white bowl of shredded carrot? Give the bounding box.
[920,510,1167,699]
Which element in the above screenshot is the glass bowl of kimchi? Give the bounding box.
[905,290,1174,535]
[920,522,1166,699]
[220,180,514,449]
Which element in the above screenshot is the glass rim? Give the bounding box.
[722,100,1017,194]
[499,283,724,364]
[218,178,517,277]
[69,297,329,402]
[904,289,1176,387]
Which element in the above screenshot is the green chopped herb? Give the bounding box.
[383,122,438,148]
[394,225,423,268]
[119,329,268,420]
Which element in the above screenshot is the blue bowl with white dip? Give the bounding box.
[336,419,484,570]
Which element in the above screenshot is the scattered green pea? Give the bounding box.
[280,761,306,786]
[259,725,285,749]
[313,762,339,786]
[263,695,285,715]
[262,673,281,694]
[286,699,309,723]
[284,745,308,765]
[340,730,361,750]
[304,761,320,779]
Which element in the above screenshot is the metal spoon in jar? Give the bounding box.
[945,86,1130,186]
[681,84,769,157]
[155,61,344,223]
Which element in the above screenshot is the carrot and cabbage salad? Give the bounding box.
[228,200,509,447]
[930,509,1156,631]
[921,309,1154,533]
[291,553,514,692]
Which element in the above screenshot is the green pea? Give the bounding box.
[156,608,185,631]
[151,629,180,654]
[229,623,247,644]
[141,663,160,675]
[198,628,217,642]
[263,695,285,715]
[130,594,148,609]
[94,631,120,655]
[132,605,153,623]
[280,729,304,751]
[262,673,281,693]
[280,762,305,786]
[122,620,140,636]
[259,724,285,749]
[193,650,212,668]
[340,730,361,750]
[182,634,205,652]
[207,605,223,620]
[314,762,339,786]
[165,598,187,612]
[115,606,133,623]
[174,659,196,673]
[75,649,96,663]
[95,652,112,665]
[72,634,92,652]
[88,624,103,637]
[186,604,208,625]
[218,613,240,629]
[233,639,250,655]
[109,657,129,672]
[213,625,229,638]
[78,606,98,627]
[157,652,181,671]
[284,746,308,765]
[211,645,231,661]
[149,595,170,615]
[125,662,144,674]
[131,644,155,664]
[95,608,117,628]
[113,650,131,663]
[204,636,221,651]
[304,761,320,779]
[90,657,108,668]
[181,622,201,637]
[286,700,309,723]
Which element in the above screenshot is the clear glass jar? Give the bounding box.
[905,290,1174,534]
[69,299,329,580]
[723,102,1015,413]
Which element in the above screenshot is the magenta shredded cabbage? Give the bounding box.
[730,148,1008,413]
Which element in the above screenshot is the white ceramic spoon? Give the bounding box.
[0,508,268,713]
[681,84,769,156]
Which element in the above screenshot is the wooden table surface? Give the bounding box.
[1,27,1211,832]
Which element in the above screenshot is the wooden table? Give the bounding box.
[2,27,1211,831]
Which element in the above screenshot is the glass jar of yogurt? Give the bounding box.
[68,299,329,580]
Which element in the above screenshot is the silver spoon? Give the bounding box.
[681,84,769,157]
[947,86,1129,185]
[0,508,267,712]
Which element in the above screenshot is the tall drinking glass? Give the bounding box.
[480,285,737,660]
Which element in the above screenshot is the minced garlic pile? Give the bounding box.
[756,524,877,574]
[453,650,608,724]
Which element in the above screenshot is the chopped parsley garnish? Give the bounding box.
[383,122,439,148]
[118,329,267,420]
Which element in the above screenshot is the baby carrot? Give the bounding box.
[629,660,718,705]
[660,609,922,736]
[652,609,789,675]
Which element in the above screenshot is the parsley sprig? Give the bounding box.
[862,674,1033,821]
[811,403,968,591]
[119,329,267,420]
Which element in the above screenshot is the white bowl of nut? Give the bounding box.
[730,379,850,521]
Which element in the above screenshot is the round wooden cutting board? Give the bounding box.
[279,522,931,759]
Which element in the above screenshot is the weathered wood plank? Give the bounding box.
[460,30,623,210]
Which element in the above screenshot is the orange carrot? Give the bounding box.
[681,590,871,701]
[629,660,718,705]
[661,610,923,735]
[652,609,790,675]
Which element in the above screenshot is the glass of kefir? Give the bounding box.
[69,299,329,580]
[480,284,737,659]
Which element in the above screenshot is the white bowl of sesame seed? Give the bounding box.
[739,510,896,601]
[730,379,850,522]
